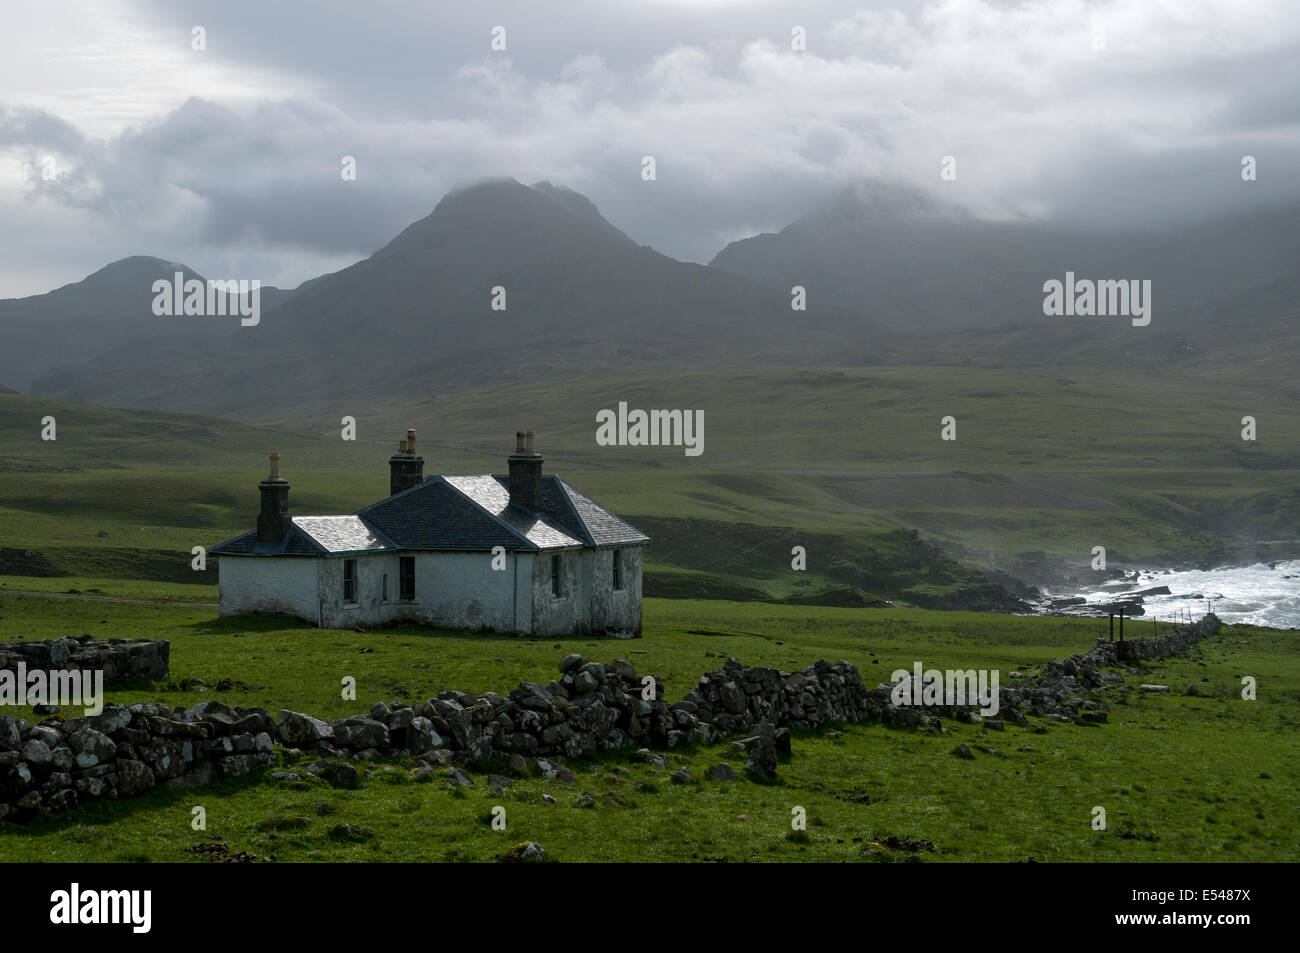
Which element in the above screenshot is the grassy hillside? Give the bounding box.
[323,364,1300,472]
[3,365,1298,599]
[0,592,1294,862]
[277,363,1300,571]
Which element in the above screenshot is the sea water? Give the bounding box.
[1071,560,1300,629]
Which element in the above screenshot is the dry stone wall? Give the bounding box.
[0,614,1221,823]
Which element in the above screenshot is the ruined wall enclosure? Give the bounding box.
[1,636,169,686]
[0,615,1221,822]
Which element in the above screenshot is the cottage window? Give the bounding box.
[382,572,389,602]
[399,556,416,601]
[551,554,563,597]
[612,549,624,590]
[343,558,358,604]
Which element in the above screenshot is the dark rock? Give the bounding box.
[117,759,156,795]
[707,762,740,781]
[324,762,360,788]
[275,710,334,747]
[67,729,116,768]
[332,715,389,750]
[445,768,474,787]
[19,740,51,766]
[328,822,374,843]
[500,841,546,863]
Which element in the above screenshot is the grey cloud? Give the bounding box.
[0,0,1297,297]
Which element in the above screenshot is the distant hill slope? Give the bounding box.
[0,256,299,394]
[0,390,325,471]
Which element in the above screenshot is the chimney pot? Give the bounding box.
[389,428,424,495]
[257,453,291,544]
[507,429,543,510]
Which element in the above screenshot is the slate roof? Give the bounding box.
[443,476,584,549]
[210,524,325,556]
[292,516,397,553]
[554,478,650,547]
[353,476,571,552]
[496,475,649,547]
[214,471,648,556]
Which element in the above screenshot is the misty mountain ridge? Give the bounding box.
[19,178,875,415]
[711,180,1300,335]
[4,176,1298,418]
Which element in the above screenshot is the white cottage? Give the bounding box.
[211,430,649,636]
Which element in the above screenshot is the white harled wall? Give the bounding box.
[220,544,644,635]
[313,551,532,631]
[217,556,319,622]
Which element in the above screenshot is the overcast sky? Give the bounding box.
[1,0,1296,298]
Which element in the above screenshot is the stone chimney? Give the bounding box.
[388,428,424,496]
[507,429,543,511]
[257,452,292,544]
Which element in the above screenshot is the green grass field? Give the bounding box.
[1,590,1295,862]
[2,370,1297,862]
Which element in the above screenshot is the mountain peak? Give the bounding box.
[380,176,635,257]
[445,176,526,197]
[79,256,203,290]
